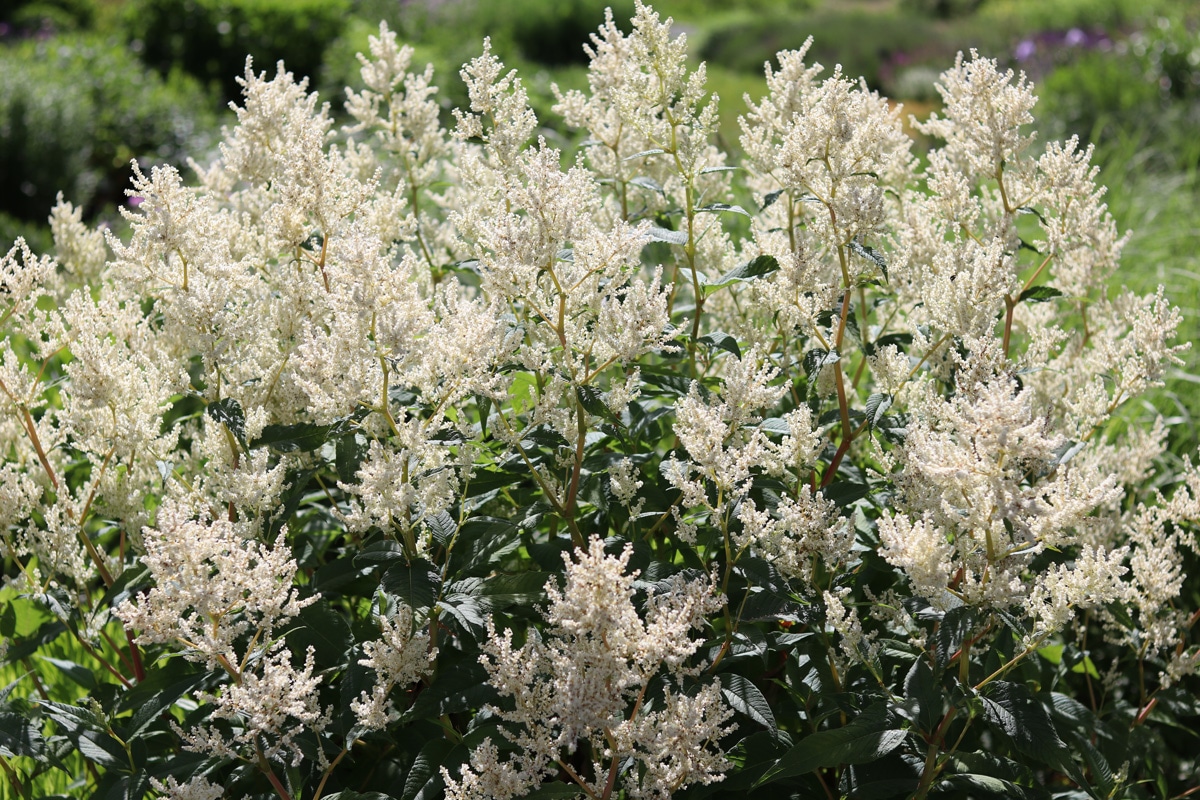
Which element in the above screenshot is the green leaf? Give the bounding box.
[623,148,666,160]
[475,571,550,610]
[848,239,888,279]
[424,511,458,547]
[903,659,941,735]
[0,601,15,638]
[700,165,739,175]
[646,226,688,245]
[761,189,785,211]
[252,421,331,452]
[1018,285,1063,303]
[629,176,663,194]
[803,348,840,379]
[934,606,974,673]
[938,773,1030,798]
[758,704,907,784]
[402,658,495,722]
[718,673,777,733]
[39,657,96,691]
[400,738,457,800]
[697,202,752,217]
[576,384,622,427]
[287,599,352,670]
[865,392,892,431]
[381,559,441,611]
[206,397,247,450]
[77,731,127,769]
[697,331,742,359]
[336,433,368,483]
[0,712,45,760]
[710,254,781,291]
[980,682,1094,793]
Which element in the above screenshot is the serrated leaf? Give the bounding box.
[425,511,458,546]
[865,393,893,431]
[206,397,246,450]
[77,731,127,769]
[848,239,888,279]
[252,421,330,452]
[400,738,456,800]
[287,599,352,670]
[475,572,550,610]
[0,712,45,760]
[697,202,752,217]
[758,704,907,784]
[803,348,840,379]
[646,226,688,245]
[1018,285,1063,303]
[697,331,742,359]
[719,673,777,733]
[576,384,621,426]
[381,559,440,611]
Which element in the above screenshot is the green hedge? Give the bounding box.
[123,0,349,99]
[0,35,215,223]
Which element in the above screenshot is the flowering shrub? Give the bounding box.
[2,4,1200,799]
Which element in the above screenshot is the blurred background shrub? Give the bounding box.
[0,33,215,241]
[122,0,350,100]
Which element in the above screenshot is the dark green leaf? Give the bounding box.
[1018,286,1063,303]
[425,511,458,546]
[381,559,441,611]
[336,433,368,483]
[0,712,45,760]
[758,704,907,784]
[77,731,127,769]
[938,773,1029,798]
[629,176,663,194]
[400,738,456,800]
[697,202,752,217]
[475,572,550,610]
[934,607,974,673]
[803,348,840,379]
[718,673,777,733]
[287,600,352,670]
[324,793,397,800]
[761,190,785,211]
[865,393,892,431]
[697,331,742,359]
[252,421,331,453]
[848,239,888,279]
[206,397,246,450]
[646,226,688,245]
[903,659,941,735]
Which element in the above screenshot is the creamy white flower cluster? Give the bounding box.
[443,537,732,800]
[4,0,1200,788]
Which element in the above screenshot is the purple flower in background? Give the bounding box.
[1065,28,1087,46]
[1015,39,1036,61]
[129,196,144,207]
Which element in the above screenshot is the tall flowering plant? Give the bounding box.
[2,4,1199,799]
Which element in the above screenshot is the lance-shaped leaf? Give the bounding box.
[697,331,742,359]
[757,703,907,784]
[704,254,781,295]
[718,673,777,733]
